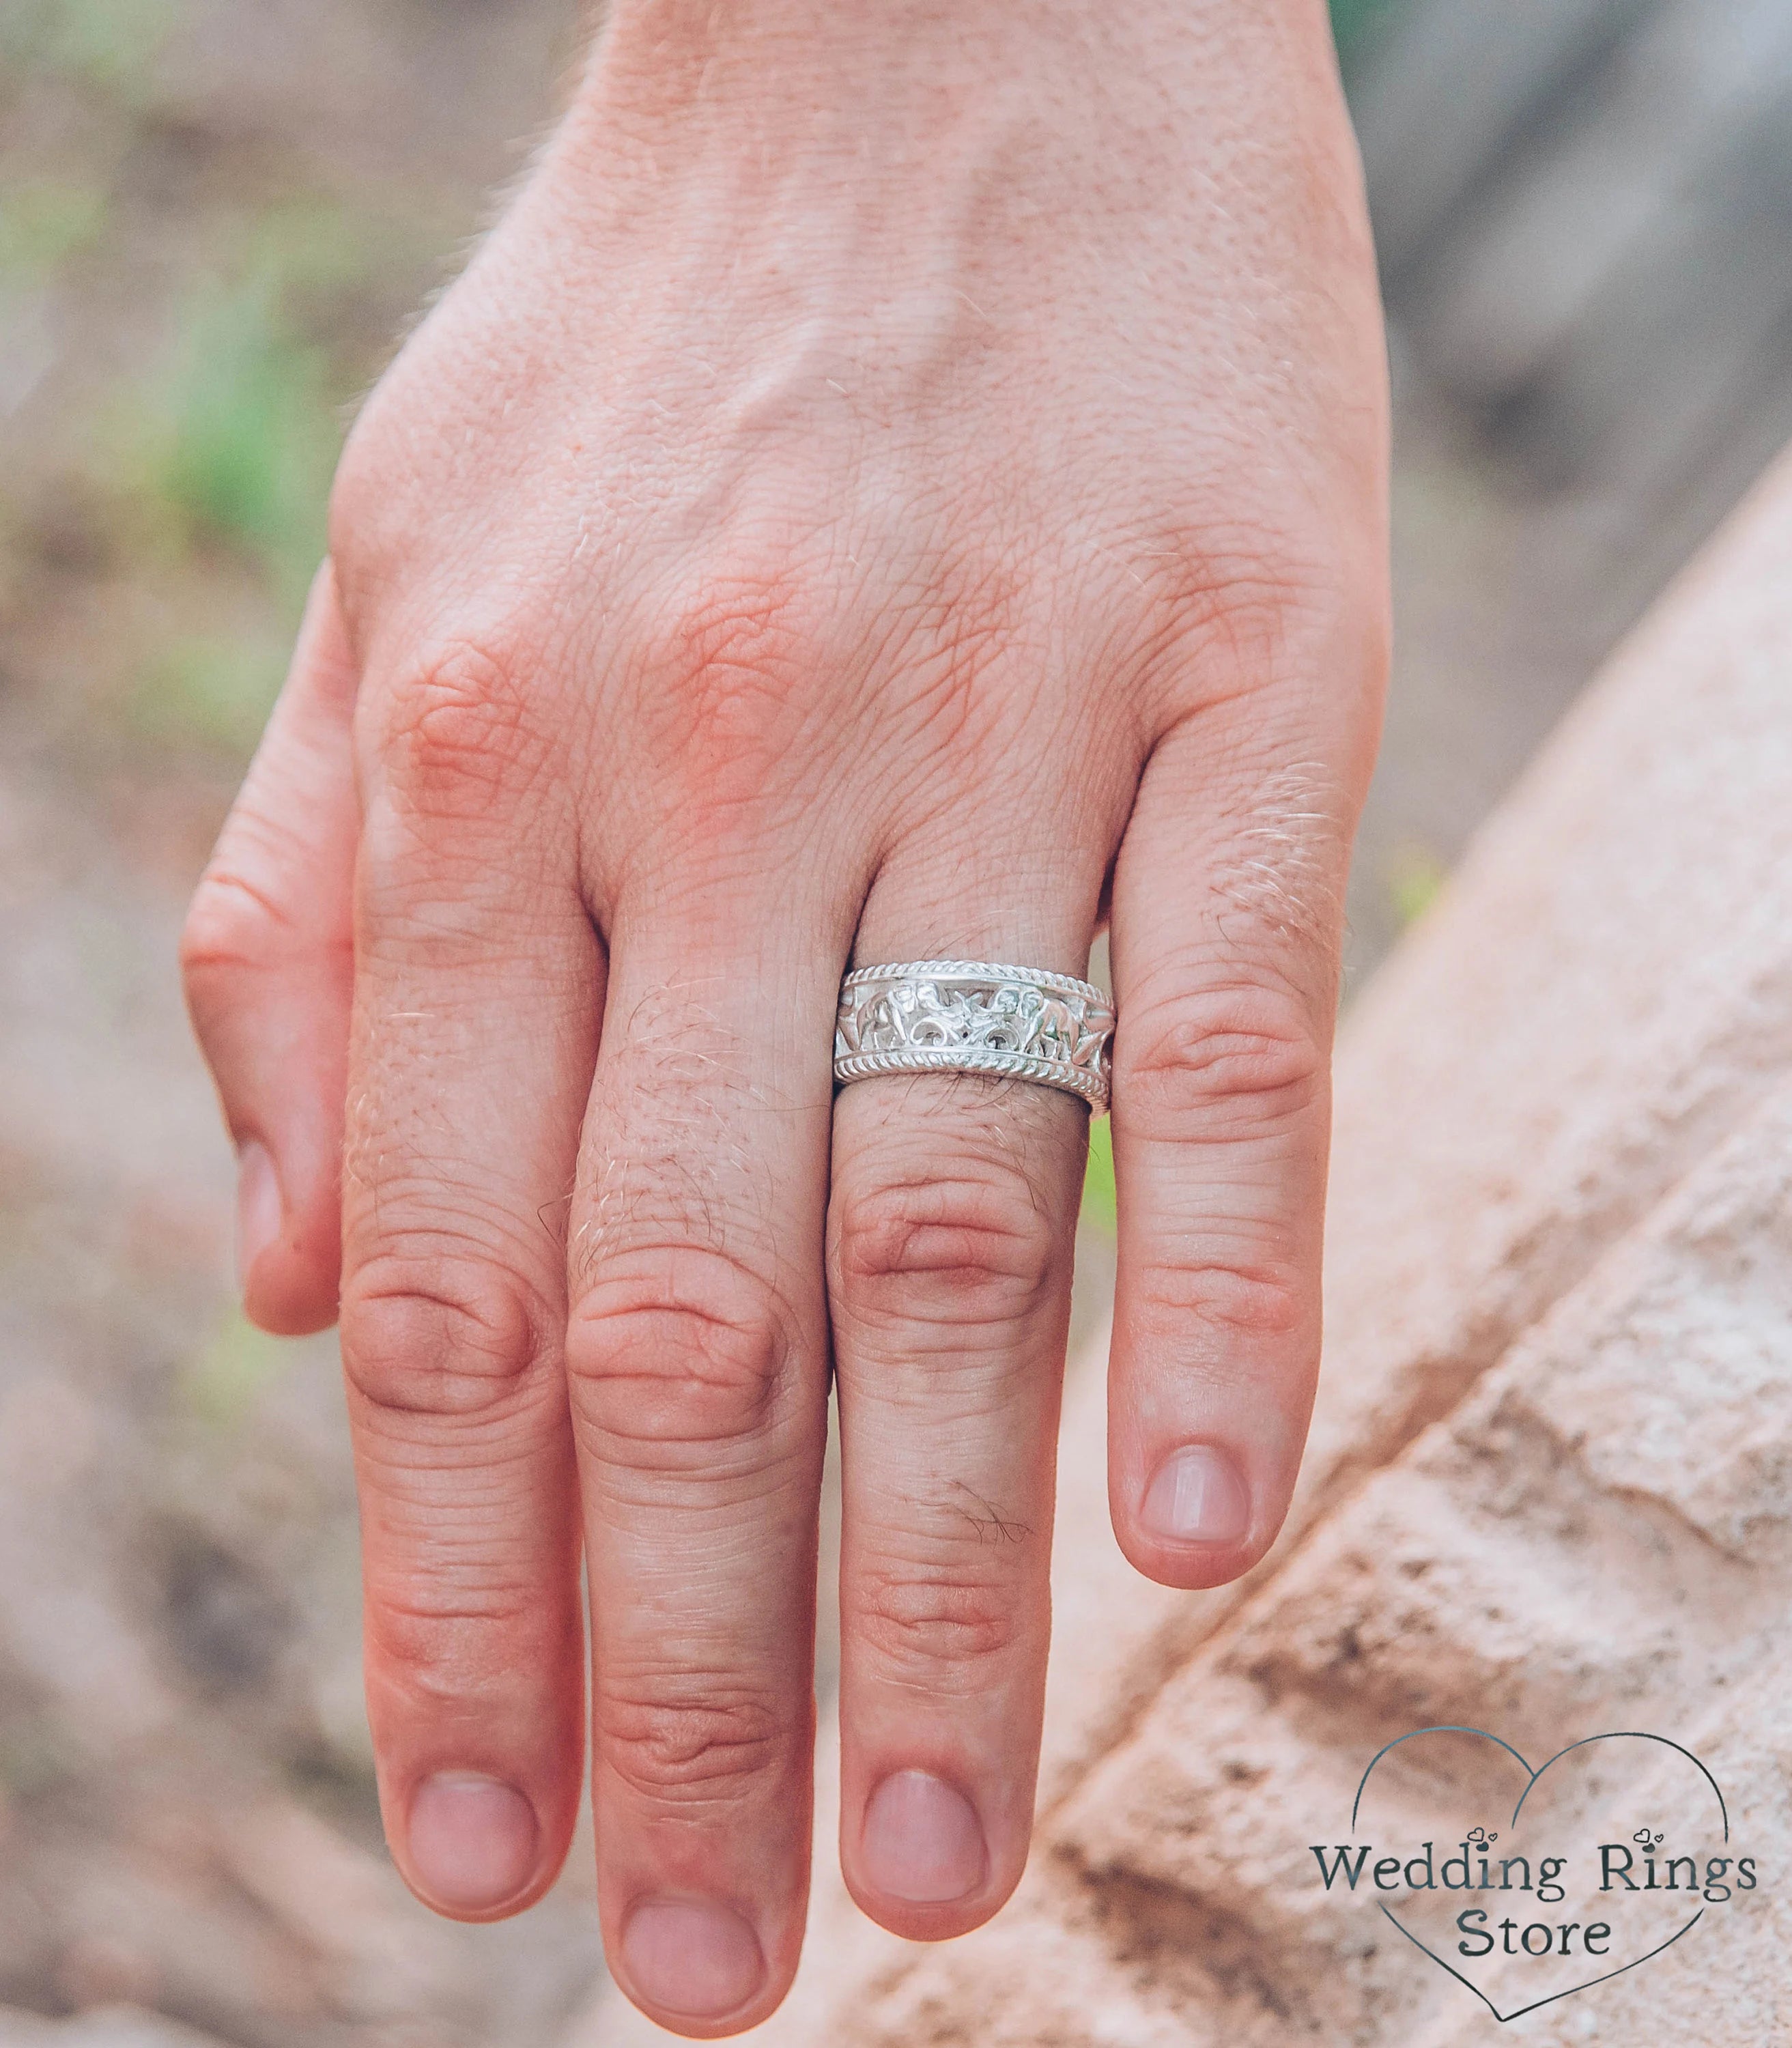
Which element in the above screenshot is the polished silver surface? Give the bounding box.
[834,960,1114,1111]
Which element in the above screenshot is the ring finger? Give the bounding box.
[827,835,1111,1937]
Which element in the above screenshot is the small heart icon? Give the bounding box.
[1345,1726,1731,2021]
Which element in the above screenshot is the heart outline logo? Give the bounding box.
[1352,1726,1729,2023]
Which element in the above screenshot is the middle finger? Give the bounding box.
[563,860,850,2036]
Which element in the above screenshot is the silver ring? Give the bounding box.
[834,961,1115,1111]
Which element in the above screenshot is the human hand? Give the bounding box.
[182,0,1386,2032]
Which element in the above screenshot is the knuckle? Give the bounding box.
[373,640,548,818]
[1130,507,1387,728]
[633,549,827,803]
[1133,1253,1309,1346]
[1118,980,1324,1145]
[180,867,290,1006]
[365,1580,545,1700]
[855,1563,1021,1673]
[596,1681,785,1808]
[1152,513,1359,644]
[652,552,816,699]
[565,1248,791,1463]
[342,1257,551,1420]
[834,1165,1058,1332]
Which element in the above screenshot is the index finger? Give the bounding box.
[182,563,358,1334]
[339,656,604,1921]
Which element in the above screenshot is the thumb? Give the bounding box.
[181,561,359,1335]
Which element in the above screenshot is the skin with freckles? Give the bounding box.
[180,0,1389,2033]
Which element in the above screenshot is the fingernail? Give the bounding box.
[1141,1443,1252,1544]
[621,1898,765,2019]
[406,1772,539,1911]
[862,1769,988,1903]
[234,1140,282,1294]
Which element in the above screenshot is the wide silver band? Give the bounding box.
[834,961,1115,1111]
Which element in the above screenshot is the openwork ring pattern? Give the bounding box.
[834,961,1115,1111]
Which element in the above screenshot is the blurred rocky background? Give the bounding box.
[1,0,1789,2040]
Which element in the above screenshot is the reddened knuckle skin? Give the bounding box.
[341,1262,548,1419]
[834,1169,1057,1329]
[632,552,831,803]
[658,561,814,690]
[375,640,546,815]
[595,1686,787,1808]
[855,1565,1021,1672]
[565,1251,788,1456]
[1118,982,1324,1143]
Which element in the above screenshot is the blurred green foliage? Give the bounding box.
[0,179,107,282]
[1,0,180,91]
[180,1309,289,1430]
[1330,0,1403,66]
[1083,1115,1117,1236]
[1387,840,1448,928]
[149,271,338,596]
[104,267,338,751]
[0,0,403,767]
[107,200,386,752]
[0,1709,79,1799]
[132,631,291,754]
